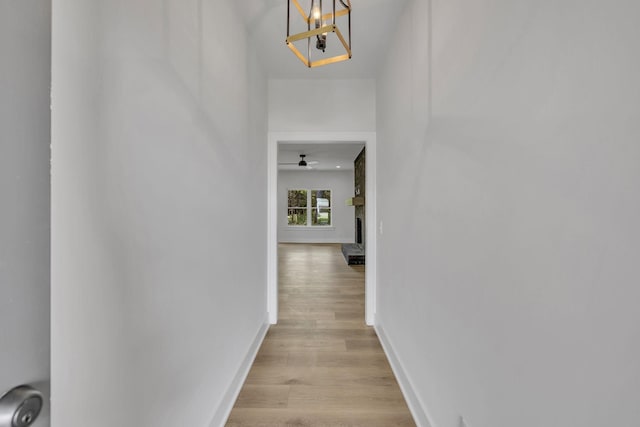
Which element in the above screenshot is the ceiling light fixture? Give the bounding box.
[286,0,352,68]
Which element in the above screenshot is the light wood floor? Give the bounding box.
[226,243,416,426]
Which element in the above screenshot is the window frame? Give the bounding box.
[287,188,333,227]
[286,189,308,227]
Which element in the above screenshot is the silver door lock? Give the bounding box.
[0,386,43,427]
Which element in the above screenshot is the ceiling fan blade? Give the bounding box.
[307,161,319,165]
[278,162,299,165]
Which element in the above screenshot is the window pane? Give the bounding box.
[312,208,331,226]
[288,209,307,226]
[311,190,331,208]
[288,190,307,207]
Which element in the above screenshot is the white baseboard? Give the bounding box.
[375,323,434,427]
[209,319,270,427]
[278,238,354,244]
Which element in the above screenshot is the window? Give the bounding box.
[287,189,308,226]
[287,189,332,226]
[311,190,331,226]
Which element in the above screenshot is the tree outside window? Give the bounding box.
[287,189,307,226]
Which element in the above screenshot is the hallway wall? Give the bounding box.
[51,1,267,426]
[376,1,640,427]
[269,79,376,132]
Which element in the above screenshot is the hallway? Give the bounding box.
[227,244,415,426]
[5,1,639,425]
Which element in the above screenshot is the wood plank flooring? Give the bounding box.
[226,244,415,426]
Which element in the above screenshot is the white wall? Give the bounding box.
[51,1,267,426]
[0,3,51,426]
[278,170,355,243]
[269,79,376,132]
[376,1,640,427]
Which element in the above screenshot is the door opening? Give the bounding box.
[267,132,377,325]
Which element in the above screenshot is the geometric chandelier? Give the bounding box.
[286,0,352,68]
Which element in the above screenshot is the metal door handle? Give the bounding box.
[0,386,43,427]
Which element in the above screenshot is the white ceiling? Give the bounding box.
[237,2,385,171]
[278,142,365,170]
[235,0,407,79]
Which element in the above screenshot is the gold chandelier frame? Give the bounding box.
[286,0,352,68]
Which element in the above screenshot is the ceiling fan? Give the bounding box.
[278,154,319,168]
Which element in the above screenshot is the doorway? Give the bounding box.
[267,132,377,325]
